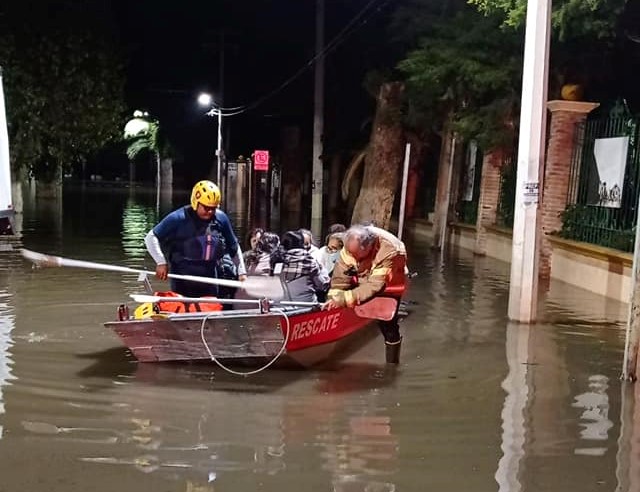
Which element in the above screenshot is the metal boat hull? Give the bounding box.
[104,305,379,368]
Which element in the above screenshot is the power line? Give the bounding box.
[214,0,392,116]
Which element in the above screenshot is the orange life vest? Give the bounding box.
[154,291,223,313]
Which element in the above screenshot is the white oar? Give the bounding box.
[130,294,320,307]
[21,249,283,298]
[131,294,260,306]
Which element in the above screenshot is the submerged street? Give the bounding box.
[0,185,633,491]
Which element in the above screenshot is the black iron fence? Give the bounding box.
[496,149,517,228]
[558,116,640,252]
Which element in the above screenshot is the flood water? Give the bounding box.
[0,184,636,491]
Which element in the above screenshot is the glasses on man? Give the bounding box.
[199,204,216,213]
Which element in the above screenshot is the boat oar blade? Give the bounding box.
[243,276,285,299]
[21,248,62,267]
[354,297,398,321]
[168,273,283,298]
[22,248,140,274]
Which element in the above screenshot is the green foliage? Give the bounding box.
[0,1,126,181]
[126,121,160,161]
[558,204,635,252]
[469,0,627,41]
[397,3,523,148]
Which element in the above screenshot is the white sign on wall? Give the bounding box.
[592,136,629,208]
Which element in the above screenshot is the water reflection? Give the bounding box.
[5,184,640,491]
[572,375,613,456]
[491,278,630,492]
[49,361,399,491]
[0,290,15,440]
[0,249,17,440]
[495,323,531,492]
[121,198,157,265]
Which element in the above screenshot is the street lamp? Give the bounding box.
[198,92,223,186]
[124,110,151,139]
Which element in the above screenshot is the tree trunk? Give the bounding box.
[351,82,405,228]
[432,120,456,249]
[129,160,136,184]
[36,165,63,198]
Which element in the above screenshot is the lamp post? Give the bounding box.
[198,93,223,186]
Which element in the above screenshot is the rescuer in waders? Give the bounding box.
[144,180,247,298]
[322,224,407,364]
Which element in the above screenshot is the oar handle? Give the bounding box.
[21,248,282,298]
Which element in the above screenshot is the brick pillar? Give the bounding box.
[474,149,503,255]
[539,100,599,279]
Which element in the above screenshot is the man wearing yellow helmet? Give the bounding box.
[144,180,247,298]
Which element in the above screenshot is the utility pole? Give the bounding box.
[216,30,225,188]
[507,0,551,323]
[311,0,325,238]
[623,191,640,380]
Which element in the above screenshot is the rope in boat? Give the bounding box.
[199,308,291,376]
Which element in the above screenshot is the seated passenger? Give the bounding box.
[246,231,280,276]
[271,230,330,303]
[327,223,347,234]
[242,227,264,264]
[311,232,344,276]
[299,228,320,255]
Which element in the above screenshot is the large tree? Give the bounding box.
[0,1,126,182]
[469,0,626,40]
[398,1,523,150]
[469,0,630,100]
[351,82,406,228]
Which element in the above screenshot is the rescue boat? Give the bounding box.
[104,296,398,369]
[19,249,404,370]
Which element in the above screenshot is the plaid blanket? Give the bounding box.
[277,248,321,282]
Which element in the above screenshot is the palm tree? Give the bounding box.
[124,111,162,213]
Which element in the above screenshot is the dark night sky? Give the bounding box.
[111,0,397,179]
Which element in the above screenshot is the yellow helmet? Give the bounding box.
[134,302,156,319]
[190,180,221,210]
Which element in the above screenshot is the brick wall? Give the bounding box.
[539,101,598,279]
[474,150,503,255]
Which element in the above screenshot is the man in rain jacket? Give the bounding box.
[324,224,407,363]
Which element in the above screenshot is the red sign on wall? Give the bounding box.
[253,150,270,171]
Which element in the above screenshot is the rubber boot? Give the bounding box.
[385,337,402,364]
